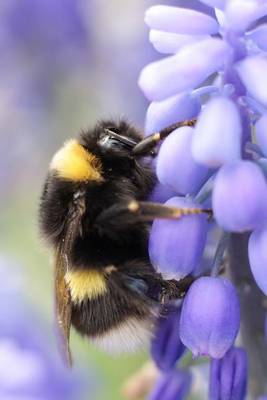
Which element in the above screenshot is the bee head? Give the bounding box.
[79,119,144,177]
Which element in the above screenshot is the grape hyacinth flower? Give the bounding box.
[151,305,185,371]
[139,0,267,397]
[209,347,247,400]
[180,277,240,358]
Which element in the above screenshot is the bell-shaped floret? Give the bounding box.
[209,347,247,400]
[180,277,240,358]
[212,161,267,232]
[192,96,242,168]
[151,305,185,371]
[139,38,231,101]
[248,227,267,295]
[156,127,210,195]
[149,197,209,279]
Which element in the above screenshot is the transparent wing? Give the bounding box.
[54,247,72,367]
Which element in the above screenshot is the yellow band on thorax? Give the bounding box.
[50,139,103,182]
[65,269,107,303]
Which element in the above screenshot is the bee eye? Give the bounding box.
[98,129,137,151]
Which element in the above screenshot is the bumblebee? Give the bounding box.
[39,117,209,365]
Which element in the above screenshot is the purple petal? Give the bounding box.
[145,6,219,35]
[236,55,267,107]
[149,182,178,203]
[149,369,192,400]
[212,161,267,232]
[192,96,242,167]
[156,127,210,194]
[225,1,267,33]
[139,38,232,101]
[180,277,240,358]
[198,0,226,9]
[151,305,185,371]
[149,30,208,55]
[246,24,267,52]
[248,228,267,295]
[256,114,267,157]
[145,92,200,135]
[149,197,208,279]
[209,347,247,400]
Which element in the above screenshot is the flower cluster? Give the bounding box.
[139,0,267,398]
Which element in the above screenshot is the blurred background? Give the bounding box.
[0,1,169,399]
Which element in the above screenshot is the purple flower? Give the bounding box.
[248,227,267,295]
[192,96,242,167]
[0,258,91,399]
[151,305,185,371]
[209,347,247,400]
[148,369,191,400]
[156,126,210,194]
[212,161,267,232]
[145,92,200,135]
[149,197,209,279]
[180,277,240,358]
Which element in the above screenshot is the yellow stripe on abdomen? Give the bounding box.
[65,269,107,303]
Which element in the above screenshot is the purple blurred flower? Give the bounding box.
[1,0,90,102]
[180,277,240,358]
[148,369,191,400]
[0,257,91,400]
[248,227,267,295]
[212,161,267,232]
[151,305,185,371]
[209,347,247,400]
[149,197,209,279]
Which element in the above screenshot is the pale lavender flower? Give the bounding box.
[248,227,267,295]
[149,197,209,279]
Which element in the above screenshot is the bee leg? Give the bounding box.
[94,200,212,235]
[132,118,197,157]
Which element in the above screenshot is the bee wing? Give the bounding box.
[54,247,72,367]
[54,192,86,367]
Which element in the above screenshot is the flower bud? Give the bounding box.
[192,96,242,168]
[145,6,219,35]
[212,161,267,232]
[138,38,231,101]
[149,197,208,279]
[248,227,267,295]
[145,92,200,135]
[237,55,267,107]
[151,305,185,371]
[148,369,191,400]
[209,347,247,400]
[180,277,240,358]
[156,127,210,195]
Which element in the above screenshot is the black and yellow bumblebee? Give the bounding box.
[39,117,210,365]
